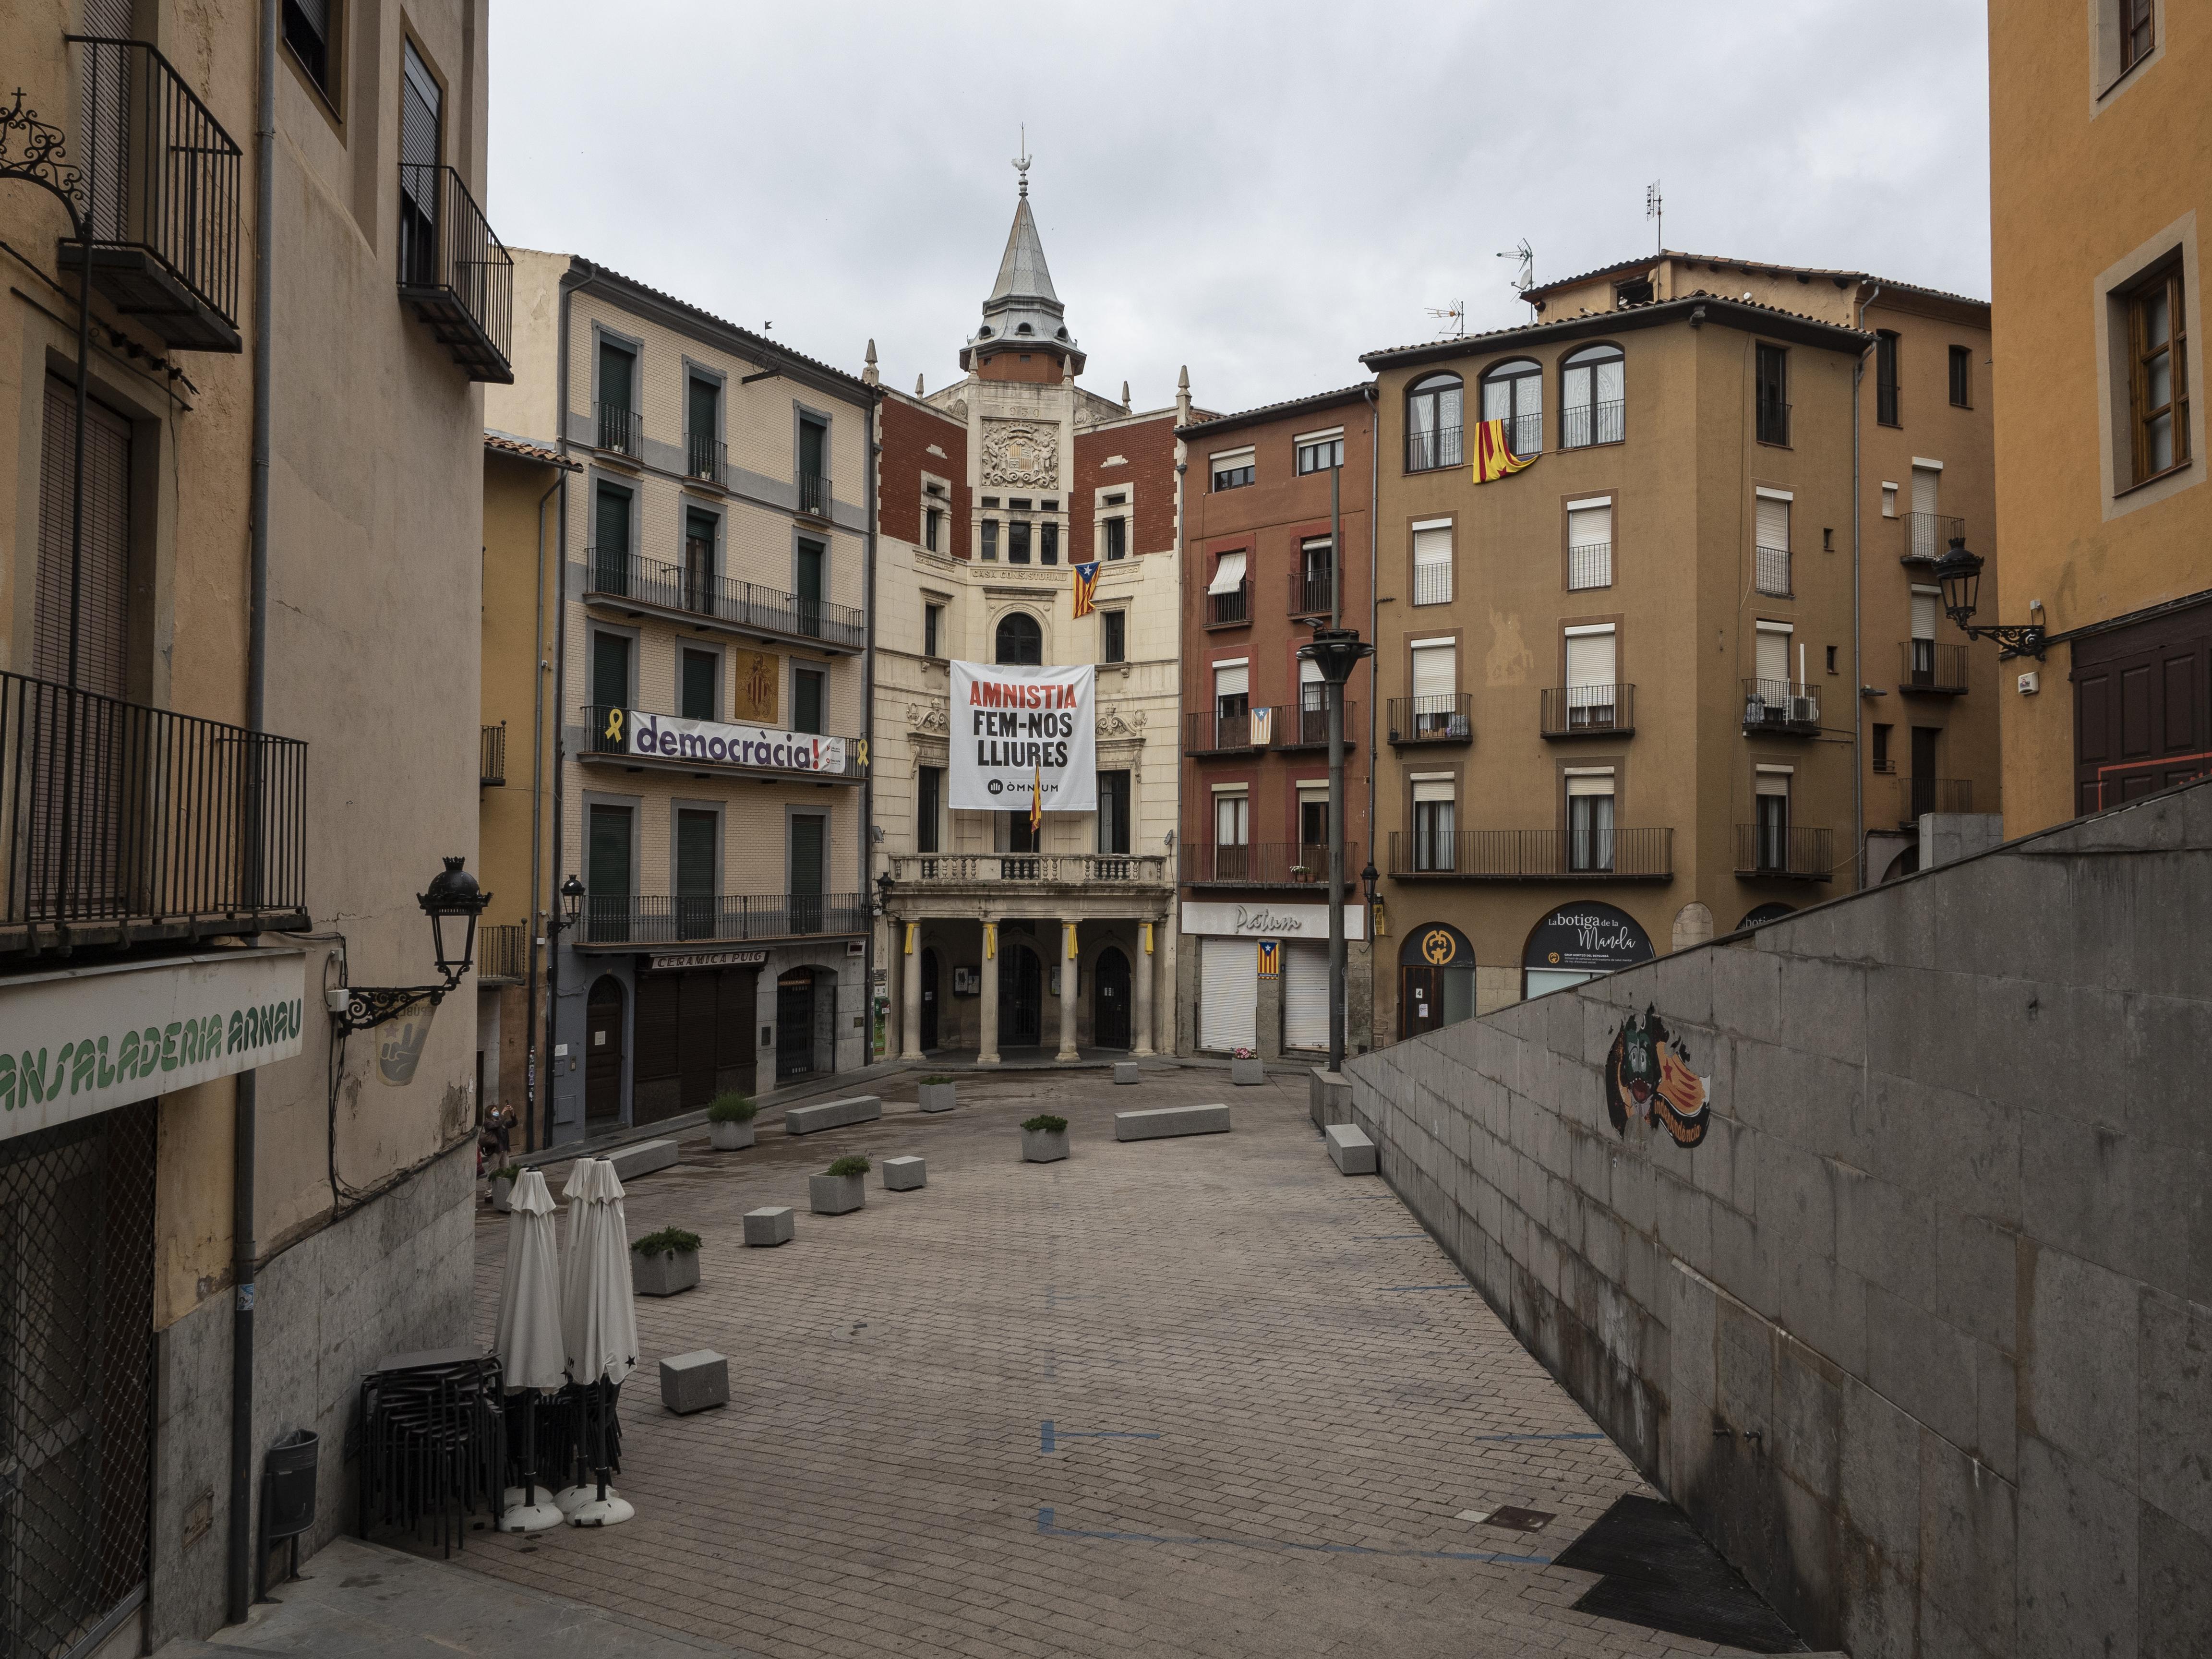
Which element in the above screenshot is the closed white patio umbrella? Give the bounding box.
[493,1169,565,1533]
[558,1157,637,1527]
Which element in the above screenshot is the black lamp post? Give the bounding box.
[551,873,587,936]
[1298,622,1375,1077]
[332,857,493,1034]
[875,869,895,915]
[1936,537,2044,660]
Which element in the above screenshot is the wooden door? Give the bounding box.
[585,976,625,1125]
[1093,948,1130,1049]
[919,949,940,1051]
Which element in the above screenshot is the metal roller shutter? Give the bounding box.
[1283,942,1329,1052]
[1199,936,1256,1052]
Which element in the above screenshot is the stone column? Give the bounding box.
[978,914,1001,1065]
[1131,918,1156,1057]
[899,919,924,1061]
[1055,921,1080,1061]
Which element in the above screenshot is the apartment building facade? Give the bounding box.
[485,256,875,1142]
[873,178,1193,1062]
[1361,272,1999,1040]
[1176,386,1377,1057]
[1989,0,2210,830]
[0,1,503,1647]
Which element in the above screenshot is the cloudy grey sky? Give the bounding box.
[489,0,1990,418]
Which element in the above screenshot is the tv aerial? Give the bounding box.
[1424,300,1465,339]
[1497,240,1534,294]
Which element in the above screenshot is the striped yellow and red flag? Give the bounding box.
[1030,760,1044,833]
[1071,561,1100,618]
[1471,418,1538,483]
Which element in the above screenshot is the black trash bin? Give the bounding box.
[260,1428,319,1597]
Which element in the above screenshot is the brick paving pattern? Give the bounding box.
[453,1070,1776,1658]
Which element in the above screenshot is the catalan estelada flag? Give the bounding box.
[1030,760,1044,833]
[1071,560,1100,618]
[1471,418,1537,483]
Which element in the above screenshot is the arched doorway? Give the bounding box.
[1399,922,1475,1040]
[585,975,625,1128]
[998,941,1042,1047]
[1093,947,1131,1049]
[1523,902,1654,1000]
[920,948,941,1051]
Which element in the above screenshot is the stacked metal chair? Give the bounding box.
[356,1347,508,1555]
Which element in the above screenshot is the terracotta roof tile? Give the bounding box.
[1177,382,1374,439]
[483,431,579,470]
[1526,249,1986,311]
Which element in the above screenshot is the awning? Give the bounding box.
[1206,551,1247,595]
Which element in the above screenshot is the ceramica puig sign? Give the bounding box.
[0,948,307,1141]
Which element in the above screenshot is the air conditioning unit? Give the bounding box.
[1789,696,1819,724]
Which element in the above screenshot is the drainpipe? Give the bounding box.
[524,470,561,1149]
[1852,283,1881,888]
[547,268,579,1142]
[1363,385,1379,1017]
[229,0,277,1625]
[861,389,879,1064]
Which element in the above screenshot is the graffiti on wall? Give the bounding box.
[1604,1005,1711,1148]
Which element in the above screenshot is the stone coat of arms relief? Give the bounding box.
[982,420,1059,488]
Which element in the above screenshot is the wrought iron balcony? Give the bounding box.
[1183,703,1355,756]
[687,432,726,487]
[1756,397,1791,447]
[1754,544,1792,597]
[585,548,866,652]
[477,922,527,984]
[1896,776,1974,825]
[594,402,640,458]
[1541,684,1635,738]
[1411,561,1453,606]
[1179,842,1360,890]
[1387,828,1672,881]
[1899,639,1969,694]
[58,36,242,351]
[579,704,863,781]
[396,163,513,383]
[1406,425,1464,473]
[1387,694,1473,745]
[1561,399,1624,449]
[1734,824,1832,881]
[797,471,831,519]
[480,722,505,787]
[579,891,867,948]
[1567,540,1613,590]
[1900,512,1963,565]
[1289,570,1334,617]
[1741,678,1820,736]
[1205,579,1250,628]
[885,854,1169,888]
[0,671,308,955]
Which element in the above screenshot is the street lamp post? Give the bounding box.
[1936,537,2045,659]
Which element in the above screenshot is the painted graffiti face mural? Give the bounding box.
[1604,1005,1712,1148]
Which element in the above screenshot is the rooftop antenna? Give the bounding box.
[1013,125,1031,197]
[1497,240,1534,296]
[1646,180,1663,253]
[1424,301,1466,339]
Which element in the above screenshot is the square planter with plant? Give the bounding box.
[707,1091,758,1151]
[630,1227,702,1297]
[1231,1047,1265,1087]
[810,1155,870,1215]
[488,1166,519,1212]
[917,1075,957,1114]
[1022,1115,1070,1163]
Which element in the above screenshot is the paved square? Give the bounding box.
[456,1070,1780,1658]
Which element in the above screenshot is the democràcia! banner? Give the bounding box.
[947,660,1096,813]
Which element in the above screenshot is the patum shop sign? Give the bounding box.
[0,948,307,1141]
[603,708,847,776]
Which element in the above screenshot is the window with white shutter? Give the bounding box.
[1754,490,1791,596]
[1567,496,1612,589]
[1563,625,1616,728]
[1412,520,1453,605]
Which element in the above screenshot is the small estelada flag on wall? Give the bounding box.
[1471,418,1537,483]
[1256,939,1281,978]
[1071,561,1100,618]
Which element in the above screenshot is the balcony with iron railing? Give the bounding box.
[1561,399,1624,449]
[1541,684,1635,738]
[1406,425,1465,473]
[1754,544,1792,597]
[1289,570,1334,617]
[686,431,727,488]
[1180,842,1361,890]
[1756,397,1791,447]
[886,853,1170,890]
[1900,513,1962,565]
[0,671,309,954]
[480,722,506,787]
[1567,541,1613,590]
[477,921,527,984]
[1183,702,1355,756]
[396,162,512,383]
[580,891,867,948]
[1412,561,1453,606]
[1205,579,1250,629]
[1734,823,1833,881]
[1388,827,1672,881]
[1741,679,1820,736]
[594,402,640,458]
[585,548,866,652]
[797,471,832,520]
[1387,694,1473,746]
[59,36,242,352]
[580,704,863,782]
[1900,639,1969,694]
[1894,775,1975,826]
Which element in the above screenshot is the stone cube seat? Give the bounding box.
[743,1206,794,1247]
[659,1350,728,1415]
[1325,1123,1377,1176]
[1115,1103,1232,1142]
[782,1095,883,1135]
[1113,1062,1141,1084]
[882,1155,926,1191]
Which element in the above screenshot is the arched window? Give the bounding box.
[995,611,1043,665]
[1405,373,1463,471]
[1479,359,1543,457]
[1561,344,1624,448]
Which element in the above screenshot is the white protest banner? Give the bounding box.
[600,708,847,777]
[948,661,1096,812]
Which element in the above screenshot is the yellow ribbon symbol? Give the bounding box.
[603,707,624,745]
[857,738,868,768]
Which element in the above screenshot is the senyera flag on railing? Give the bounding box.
[948,661,1096,814]
[1471,418,1536,483]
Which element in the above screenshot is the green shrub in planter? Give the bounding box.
[630,1227,702,1297]
[1022,1115,1070,1163]
[917,1075,958,1113]
[826,1155,872,1178]
[631,1227,703,1258]
[811,1156,869,1215]
[488,1165,520,1211]
[708,1093,758,1151]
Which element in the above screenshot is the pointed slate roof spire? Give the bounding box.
[962,144,1083,375]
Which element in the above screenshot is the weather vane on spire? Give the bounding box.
[1013,124,1032,197]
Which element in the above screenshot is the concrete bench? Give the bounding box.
[1310,1066,1352,1130]
[1325,1123,1377,1176]
[1115,1103,1232,1142]
[743,1206,794,1247]
[1113,1062,1141,1085]
[882,1155,926,1191]
[604,1139,678,1182]
[782,1095,883,1136]
[659,1350,728,1415]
